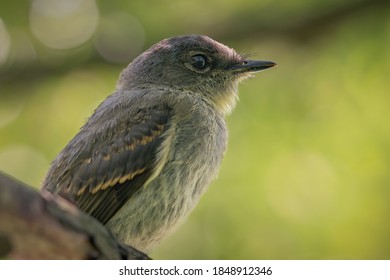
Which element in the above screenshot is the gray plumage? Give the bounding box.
[42,34,275,252]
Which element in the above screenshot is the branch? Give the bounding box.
[0,172,150,260]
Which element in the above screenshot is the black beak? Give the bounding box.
[229,60,276,73]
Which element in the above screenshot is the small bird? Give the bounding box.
[42,34,275,252]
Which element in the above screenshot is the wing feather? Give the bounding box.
[44,102,173,224]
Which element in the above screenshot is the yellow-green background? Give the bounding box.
[0,0,389,259]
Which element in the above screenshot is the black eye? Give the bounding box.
[191,55,207,69]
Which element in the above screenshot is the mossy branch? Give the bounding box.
[0,172,150,260]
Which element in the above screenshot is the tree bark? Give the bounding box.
[0,172,150,260]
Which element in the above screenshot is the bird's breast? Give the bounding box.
[169,108,227,198]
[107,102,228,251]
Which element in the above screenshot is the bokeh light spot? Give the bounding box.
[7,29,37,66]
[29,0,99,50]
[0,18,11,66]
[94,13,144,64]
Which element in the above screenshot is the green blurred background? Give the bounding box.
[0,0,389,259]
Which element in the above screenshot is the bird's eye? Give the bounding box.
[191,55,207,69]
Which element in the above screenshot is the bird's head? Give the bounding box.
[118,34,276,115]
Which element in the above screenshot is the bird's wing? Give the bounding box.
[56,103,174,224]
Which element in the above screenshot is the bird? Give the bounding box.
[42,34,276,253]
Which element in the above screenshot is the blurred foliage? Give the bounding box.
[0,0,389,259]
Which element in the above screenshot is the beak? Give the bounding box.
[228,60,276,73]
